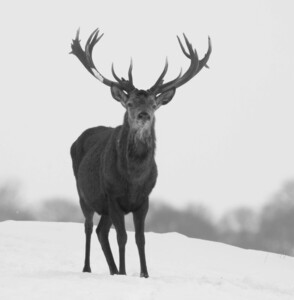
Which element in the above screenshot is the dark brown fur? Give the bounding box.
[70,88,167,278]
[70,28,211,278]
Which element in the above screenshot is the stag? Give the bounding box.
[70,28,211,278]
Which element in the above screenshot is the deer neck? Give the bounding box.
[117,113,156,170]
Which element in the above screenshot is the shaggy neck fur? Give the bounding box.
[118,113,156,166]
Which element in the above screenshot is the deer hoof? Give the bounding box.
[83,266,91,273]
[110,269,119,275]
[140,272,149,278]
[118,271,126,275]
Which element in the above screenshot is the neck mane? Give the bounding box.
[118,113,156,166]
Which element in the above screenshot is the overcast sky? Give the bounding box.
[0,0,294,215]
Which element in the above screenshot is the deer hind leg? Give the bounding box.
[133,200,149,278]
[80,198,94,273]
[108,200,127,275]
[96,215,118,275]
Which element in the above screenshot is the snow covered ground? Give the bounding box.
[0,221,293,299]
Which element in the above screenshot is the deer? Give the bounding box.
[70,28,211,278]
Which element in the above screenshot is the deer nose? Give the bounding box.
[137,111,151,121]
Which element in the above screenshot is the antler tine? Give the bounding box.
[149,58,169,92]
[162,68,183,89]
[198,36,212,71]
[111,60,136,91]
[70,28,136,93]
[150,34,198,93]
[178,33,195,59]
[190,36,211,76]
[85,29,104,64]
[180,33,200,79]
[180,34,200,74]
[74,27,80,44]
[111,63,122,83]
[71,28,104,82]
[128,58,133,84]
[150,34,211,94]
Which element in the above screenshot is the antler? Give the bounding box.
[149,34,212,94]
[70,28,135,93]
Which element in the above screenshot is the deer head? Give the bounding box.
[70,28,211,138]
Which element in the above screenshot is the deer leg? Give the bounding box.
[108,201,127,275]
[79,197,94,273]
[133,200,149,278]
[83,215,94,272]
[83,219,93,273]
[96,215,118,275]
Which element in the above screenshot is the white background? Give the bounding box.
[1,0,294,215]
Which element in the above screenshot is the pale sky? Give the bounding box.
[0,0,294,216]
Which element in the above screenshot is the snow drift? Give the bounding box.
[0,221,293,299]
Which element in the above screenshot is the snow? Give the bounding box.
[0,221,293,299]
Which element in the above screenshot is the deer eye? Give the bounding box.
[152,104,157,109]
[127,102,133,108]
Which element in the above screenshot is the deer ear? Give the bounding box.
[156,88,176,107]
[111,85,128,107]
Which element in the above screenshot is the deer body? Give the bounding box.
[72,115,157,215]
[70,28,211,278]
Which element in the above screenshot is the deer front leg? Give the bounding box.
[108,199,127,275]
[79,198,94,273]
[83,218,93,272]
[96,215,118,275]
[133,200,149,278]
